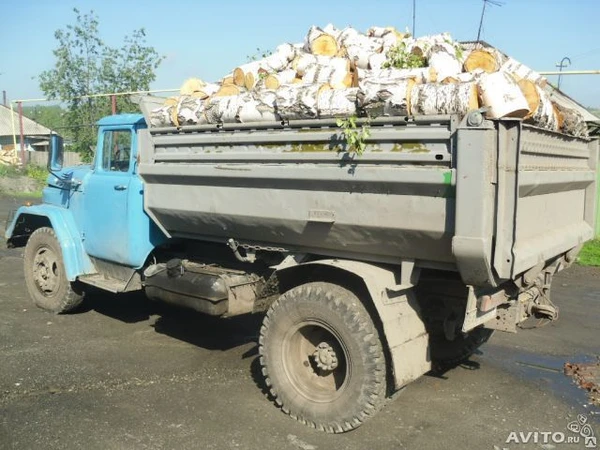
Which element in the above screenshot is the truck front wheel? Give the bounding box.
[259,282,386,433]
[23,227,84,314]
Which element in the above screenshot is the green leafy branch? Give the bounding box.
[382,41,427,69]
[246,47,273,62]
[336,116,371,156]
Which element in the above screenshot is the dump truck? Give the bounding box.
[5,109,598,433]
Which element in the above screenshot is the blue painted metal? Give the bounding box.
[97,114,145,127]
[6,113,167,281]
[82,120,166,266]
[4,204,96,281]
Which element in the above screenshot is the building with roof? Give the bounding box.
[0,104,56,155]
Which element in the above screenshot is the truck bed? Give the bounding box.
[138,115,597,287]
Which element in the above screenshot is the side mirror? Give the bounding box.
[48,134,64,171]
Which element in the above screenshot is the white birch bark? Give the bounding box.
[428,43,462,82]
[175,95,207,126]
[553,103,588,138]
[478,71,530,118]
[263,69,298,90]
[368,53,387,70]
[358,67,433,84]
[293,53,349,76]
[358,79,414,116]
[317,88,358,118]
[304,26,338,56]
[527,85,558,131]
[150,105,173,127]
[275,84,329,120]
[500,57,547,86]
[409,82,479,116]
[407,33,454,59]
[303,64,352,88]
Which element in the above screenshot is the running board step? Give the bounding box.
[78,274,130,293]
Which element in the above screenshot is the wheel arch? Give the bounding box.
[6,205,95,281]
[275,259,432,390]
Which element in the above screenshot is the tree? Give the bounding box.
[22,105,67,134]
[39,9,163,159]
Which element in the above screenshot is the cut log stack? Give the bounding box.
[149,24,589,138]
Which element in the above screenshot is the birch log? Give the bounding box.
[428,43,462,83]
[304,26,338,56]
[358,67,433,84]
[525,86,559,131]
[409,82,479,116]
[517,79,540,119]
[293,53,350,76]
[203,94,256,124]
[215,84,243,97]
[553,103,589,138]
[180,78,206,96]
[232,61,263,88]
[275,84,331,120]
[442,69,485,84]
[368,53,387,70]
[263,69,298,90]
[317,88,358,118]
[221,76,235,86]
[478,72,529,118]
[464,48,504,73]
[190,83,220,100]
[501,57,547,86]
[322,23,342,40]
[358,78,415,116]
[262,43,297,71]
[408,33,454,59]
[150,105,173,127]
[175,96,207,126]
[303,64,353,88]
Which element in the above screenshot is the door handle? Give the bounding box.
[114,185,127,191]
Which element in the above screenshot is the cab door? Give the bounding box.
[83,127,134,264]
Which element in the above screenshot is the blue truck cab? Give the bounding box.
[6,114,166,309]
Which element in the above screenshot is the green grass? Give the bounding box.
[0,164,47,198]
[578,240,600,266]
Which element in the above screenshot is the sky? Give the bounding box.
[2,0,600,107]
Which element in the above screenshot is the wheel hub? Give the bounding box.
[33,248,59,294]
[312,342,339,371]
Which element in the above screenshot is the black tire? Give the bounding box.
[259,282,386,433]
[430,327,494,368]
[23,227,84,314]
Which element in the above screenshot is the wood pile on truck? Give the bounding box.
[149,24,588,138]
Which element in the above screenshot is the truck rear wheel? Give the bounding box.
[259,282,386,433]
[23,227,84,314]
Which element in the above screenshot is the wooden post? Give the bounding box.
[18,101,25,166]
[111,95,117,115]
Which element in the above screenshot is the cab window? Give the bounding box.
[102,130,132,172]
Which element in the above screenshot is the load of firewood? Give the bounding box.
[149,24,588,138]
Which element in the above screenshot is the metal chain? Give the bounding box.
[238,242,288,253]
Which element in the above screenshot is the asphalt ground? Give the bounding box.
[0,194,598,450]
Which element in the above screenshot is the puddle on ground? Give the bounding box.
[480,344,600,418]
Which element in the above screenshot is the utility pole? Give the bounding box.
[556,56,571,89]
[412,0,416,36]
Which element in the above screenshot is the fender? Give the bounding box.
[275,259,432,389]
[5,204,95,281]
